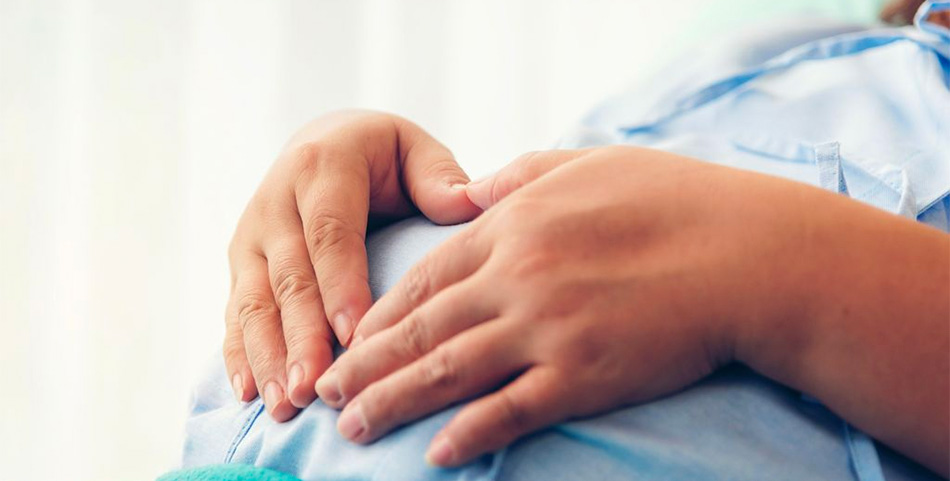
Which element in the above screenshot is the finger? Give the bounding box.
[295,150,373,346]
[263,233,335,408]
[316,278,498,408]
[395,118,483,223]
[234,252,299,421]
[426,367,570,467]
[223,296,256,403]
[334,320,529,444]
[465,149,589,210]
[349,223,492,344]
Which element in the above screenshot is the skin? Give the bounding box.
[881,0,950,28]
[228,1,950,467]
[224,110,480,420]
[313,148,949,475]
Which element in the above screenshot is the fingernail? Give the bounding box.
[231,373,244,402]
[287,363,304,394]
[337,402,366,441]
[425,435,456,466]
[331,312,354,346]
[450,183,467,190]
[465,177,493,210]
[316,371,342,406]
[263,381,284,411]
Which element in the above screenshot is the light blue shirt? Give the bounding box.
[181,4,950,480]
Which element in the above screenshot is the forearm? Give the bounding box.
[738,192,950,476]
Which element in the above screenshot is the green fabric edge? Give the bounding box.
[157,465,302,481]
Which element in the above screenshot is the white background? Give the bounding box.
[0,0,880,479]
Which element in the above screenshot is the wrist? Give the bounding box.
[729,180,944,390]
[729,183,950,473]
[727,180,834,383]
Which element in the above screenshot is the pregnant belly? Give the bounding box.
[181,217,931,481]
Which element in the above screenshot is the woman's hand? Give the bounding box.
[226,110,481,421]
[315,146,821,463]
[316,146,949,473]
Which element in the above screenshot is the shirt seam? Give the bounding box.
[224,400,266,464]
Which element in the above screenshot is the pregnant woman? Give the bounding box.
[173,2,950,480]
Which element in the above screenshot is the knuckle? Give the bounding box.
[287,141,325,175]
[247,346,285,376]
[564,330,607,368]
[499,151,544,195]
[603,144,637,156]
[444,225,481,261]
[287,140,363,192]
[270,256,317,308]
[320,109,394,136]
[282,323,320,353]
[595,145,641,164]
[495,390,530,431]
[511,150,543,169]
[454,224,478,249]
[490,197,539,230]
[505,249,556,284]
[305,211,360,257]
[236,290,279,332]
[420,345,459,390]
[401,262,432,307]
[399,312,431,359]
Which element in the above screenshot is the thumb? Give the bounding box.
[466,149,588,210]
[397,121,482,225]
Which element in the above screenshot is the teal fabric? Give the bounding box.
[158,464,301,481]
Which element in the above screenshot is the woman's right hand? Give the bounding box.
[225,110,481,421]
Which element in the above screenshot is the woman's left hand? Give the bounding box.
[312,146,850,466]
